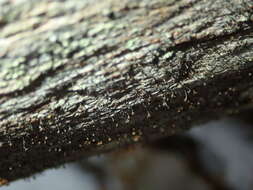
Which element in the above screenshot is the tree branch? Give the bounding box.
[0,0,253,184]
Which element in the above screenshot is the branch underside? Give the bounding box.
[0,0,253,183]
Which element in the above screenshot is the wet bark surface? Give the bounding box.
[0,0,253,184]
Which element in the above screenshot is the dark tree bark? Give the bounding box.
[0,0,253,184]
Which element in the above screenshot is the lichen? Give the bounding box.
[0,0,253,183]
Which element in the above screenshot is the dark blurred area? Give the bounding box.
[2,115,253,190]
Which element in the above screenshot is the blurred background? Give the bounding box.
[2,116,253,190]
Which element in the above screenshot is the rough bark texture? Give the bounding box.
[0,0,253,184]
